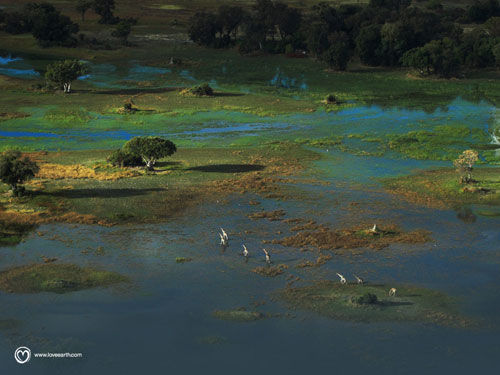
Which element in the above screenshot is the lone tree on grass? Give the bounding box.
[45,60,88,93]
[0,150,39,196]
[453,150,479,184]
[123,137,177,170]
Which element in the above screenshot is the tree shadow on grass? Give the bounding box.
[187,164,265,173]
[155,161,183,169]
[90,87,178,95]
[35,188,165,199]
[378,301,414,307]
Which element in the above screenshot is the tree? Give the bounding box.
[0,150,39,196]
[321,32,352,71]
[459,31,496,69]
[93,0,117,24]
[274,2,302,40]
[217,5,246,41]
[123,137,177,170]
[76,0,93,22]
[356,24,382,66]
[188,12,220,46]
[453,150,479,184]
[112,20,132,45]
[29,4,79,47]
[45,60,88,93]
[403,38,461,77]
[484,16,500,37]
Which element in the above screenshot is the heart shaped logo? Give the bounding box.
[14,347,31,364]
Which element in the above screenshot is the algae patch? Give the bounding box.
[212,308,265,322]
[252,264,288,277]
[0,220,36,247]
[0,263,128,294]
[279,281,470,327]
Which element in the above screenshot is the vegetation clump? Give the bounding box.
[212,308,265,322]
[274,224,430,251]
[356,292,378,305]
[123,136,177,170]
[175,257,193,263]
[0,220,36,247]
[0,263,128,294]
[279,281,471,327]
[454,149,479,184]
[45,60,88,93]
[0,150,39,196]
[252,264,288,277]
[181,83,214,97]
[248,209,286,221]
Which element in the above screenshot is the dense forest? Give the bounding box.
[188,0,500,77]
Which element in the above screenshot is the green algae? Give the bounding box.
[280,281,471,327]
[0,263,128,294]
[212,308,265,322]
[0,220,36,247]
[175,257,193,263]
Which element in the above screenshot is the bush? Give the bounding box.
[356,292,378,305]
[107,149,144,167]
[325,94,337,104]
[188,83,214,96]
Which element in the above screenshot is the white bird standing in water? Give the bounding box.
[389,288,397,297]
[242,244,249,257]
[262,248,271,264]
[336,273,347,284]
[354,275,364,284]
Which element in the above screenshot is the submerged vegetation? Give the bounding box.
[273,223,431,251]
[0,263,128,294]
[212,308,265,322]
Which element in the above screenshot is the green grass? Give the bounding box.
[383,167,500,208]
[0,263,128,294]
[280,281,471,327]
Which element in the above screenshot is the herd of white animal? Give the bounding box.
[219,227,398,297]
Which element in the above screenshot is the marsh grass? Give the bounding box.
[0,263,128,294]
[280,281,471,327]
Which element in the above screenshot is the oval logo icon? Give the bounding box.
[14,347,31,364]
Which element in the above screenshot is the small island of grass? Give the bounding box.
[0,263,128,294]
[279,281,471,327]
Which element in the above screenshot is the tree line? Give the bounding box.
[0,0,136,47]
[188,0,500,77]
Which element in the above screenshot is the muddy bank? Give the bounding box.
[273,223,431,251]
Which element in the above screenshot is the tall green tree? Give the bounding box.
[45,60,88,93]
[93,0,117,24]
[0,150,39,196]
[123,137,177,170]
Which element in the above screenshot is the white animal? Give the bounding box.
[262,248,271,264]
[389,288,397,297]
[219,233,228,247]
[354,274,363,284]
[336,273,347,284]
[220,228,229,241]
[242,244,249,257]
[370,224,379,233]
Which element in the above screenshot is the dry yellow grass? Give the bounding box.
[36,163,140,181]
